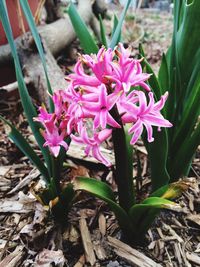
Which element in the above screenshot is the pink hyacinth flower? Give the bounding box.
[110,58,151,93]
[42,127,68,157]
[71,126,112,166]
[34,106,55,133]
[123,91,172,144]
[83,84,121,129]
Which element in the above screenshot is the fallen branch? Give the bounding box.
[0,0,94,66]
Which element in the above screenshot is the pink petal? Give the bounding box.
[50,146,60,157]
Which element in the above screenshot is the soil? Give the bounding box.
[0,7,200,267]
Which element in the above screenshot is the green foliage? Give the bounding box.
[67,3,99,54]
[140,0,200,186]
[99,14,108,48]
[109,0,133,49]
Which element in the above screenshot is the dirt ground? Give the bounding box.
[0,7,200,267]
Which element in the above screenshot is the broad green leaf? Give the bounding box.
[129,197,179,237]
[171,80,200,156]
[145,128,170,191]
[151,180,191,199]
[19,0,54,111]
[170,122,200,180]
[0,115,49,182]
[109,0,132,49]
[0,1,52,176]
[74,177,133,234]
[99,14,108,48]
[68,3,98,54]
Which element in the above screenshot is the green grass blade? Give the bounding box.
[99,14,108,48]
[68,3,98,54]
[109,0,132,49]
[0,115,49,182]
[19,0,53,111]
[0,0,52,175]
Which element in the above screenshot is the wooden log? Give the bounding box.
[0,0,94,67]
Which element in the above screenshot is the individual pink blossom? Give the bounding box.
[34,106,55,133]
[109,58,151,93]
[83,84,121,129]
[42,127,68,157]
[121,91,172,144]
[71,126,112,166]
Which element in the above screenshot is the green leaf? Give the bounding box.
[19,0,54,111]
[158,53,169,95]
[139,45,170,190]
[129,197,179,237]
[0,0,52,175]
[111,15,121,45]
[139,44,162,99]
[0,115,49,182]
[68,3,98,54]
[145,129,170,191]
[99,14,108,48]
[170,122,200,180]
[74,177,133,235]
[109,0,132,49]
[151,180,191,199]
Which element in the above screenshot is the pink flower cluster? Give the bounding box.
[36,43,172,166]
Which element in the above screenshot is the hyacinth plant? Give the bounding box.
[0,0,195,245]
[66,1,198,244]
[37,41,183,243]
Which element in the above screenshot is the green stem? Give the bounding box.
[111,107,135,212]
[51,156,61,196]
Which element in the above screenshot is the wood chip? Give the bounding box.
[134,145,148,155]
[0,166,10,176]
[107,236,162,267]
[79,216,96,266]
[162,223,184,243]
[0,199,33,213]
[186,214,200,227]
[98,213,106,236]
[68,141,115,165]
[173,243,183,265]
[73,255,85,267]
[0,246,24,267]
[93,242,107,260]
[186,252,200,266]
[8,168,40,195]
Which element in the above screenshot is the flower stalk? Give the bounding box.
[111,106,135,211]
